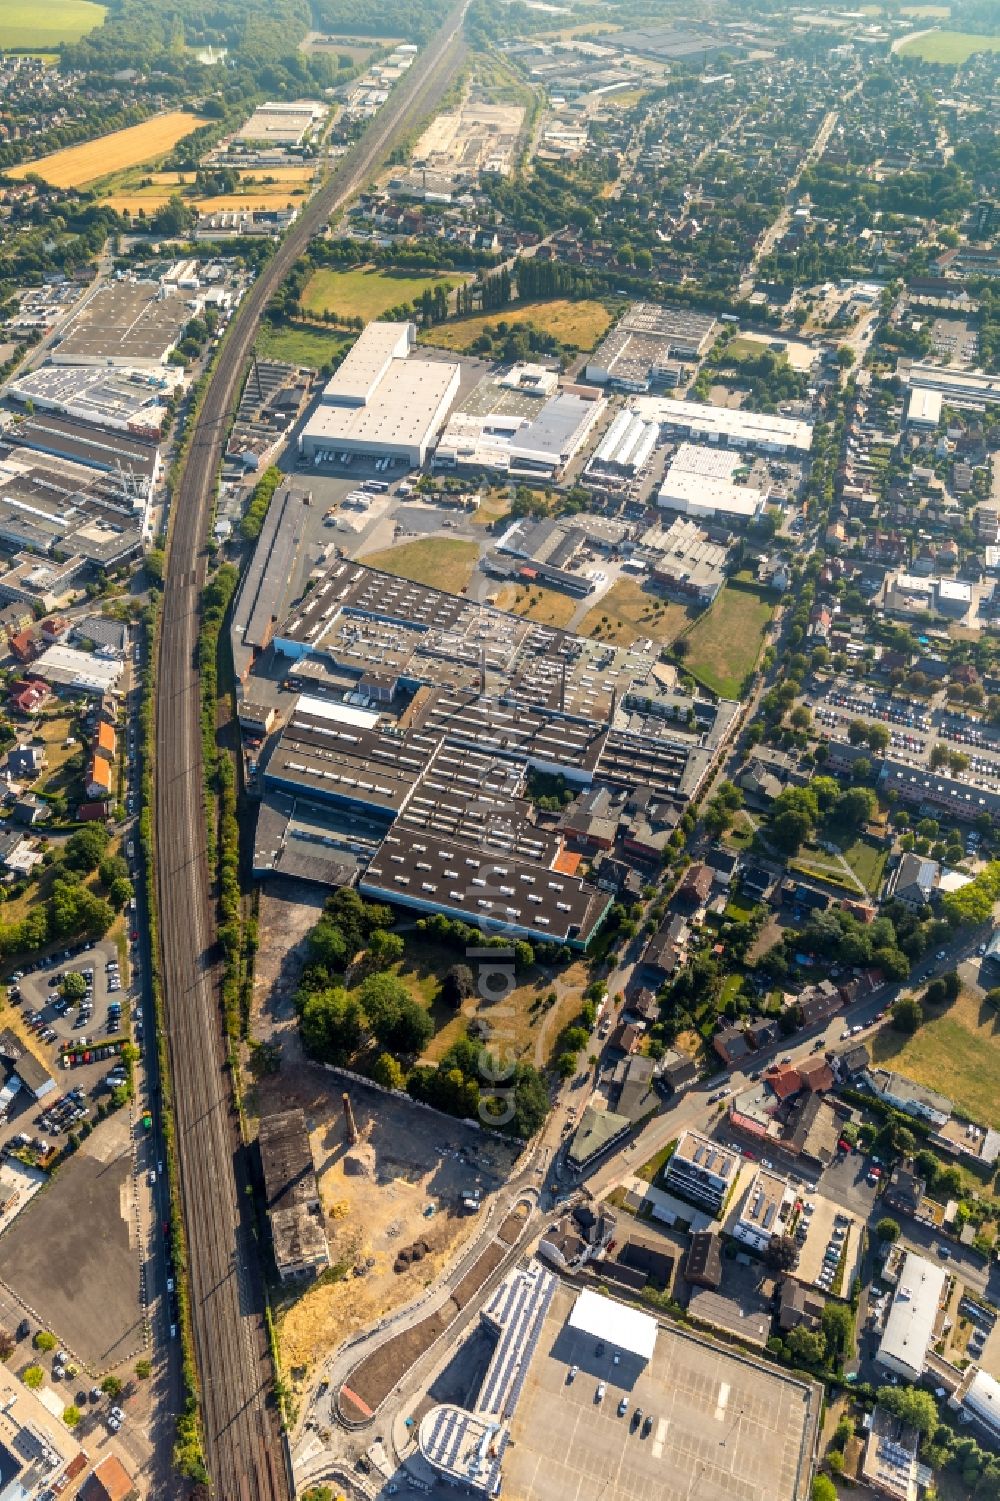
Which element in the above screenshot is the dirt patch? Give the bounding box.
[339,1236,509,1417]
[255,1065,519,1395]
[250,878,326,1058]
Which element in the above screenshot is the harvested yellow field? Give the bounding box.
[106,188,307,215]
[10,111,207,188]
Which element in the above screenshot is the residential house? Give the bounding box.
[886,852,939,911]
[837,1041,870,1079]
[611,1055,659,1120]
[559,786,625,851]
[706,848,740,888]
[0,828,41,877]
[714,1025,751,1067]
[9,629,36,664]
[5,744,45,779]
[731,1167,796,1254]
[640,913,689,980]
[539,1203,616,1272]
[779,1280,826,1333]
[624,989,659,1026]
[607,1021,643,1056]
[660,1046,698,1093]
[885,1165,925,1217]
[11,792,48,826]
[740,863,775,902]
[745,1018,778,1052]
[780,879,830,916]
[866,1068,951,1128]
[676,862,713,911]
[86,755,113,800]
[10,679,51,716]
[796,979,843,1027]
[684,1229,723,1289]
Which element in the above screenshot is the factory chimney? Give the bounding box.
[342,1092,358,1146]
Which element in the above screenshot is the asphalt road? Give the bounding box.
[151,12,469,1499]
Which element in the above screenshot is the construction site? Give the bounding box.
[256,1065,520,1397]
[410,99,525,181]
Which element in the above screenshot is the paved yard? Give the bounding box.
[505,1283,819,1501]
[0,1116,141,1372]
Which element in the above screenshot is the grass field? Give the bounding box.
[898,27,1000,60]
[301,266,463,323]
[871,991,1000,1127]
[0,0,104,49]
[492,583,579,629]
[154,166,316,186]
[10,111,206,188]
[360,538,481,593]
[107,188,307,214]
[421,298,613,354]
[580,577,691,647]
[682,585,773,699]
[254,323,350,370]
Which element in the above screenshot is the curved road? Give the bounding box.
[152,11,467,1499]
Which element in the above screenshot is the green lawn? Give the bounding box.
[0,0,104,48]
[360,537,481,594]
[254,322,351,370]
[870,991,1000,1127]
[301,266,462,322]
[898,28,1000,61]
[842,838,888,895]
[682,586,773,699]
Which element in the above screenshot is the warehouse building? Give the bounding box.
[586,303,716,390]
[52,279,194,369]
[876,1251,946,1383]
[589,408,660,474]
[905,386,943,430]
[903,361,1000,411]
[298,321,460,467]
[6,365,177,436]
[8,411,159,493]
[634,396,814,454]
[435,389,605,480]
[237,99,327,144]
[659,466,766,522]
[31,644,123,697]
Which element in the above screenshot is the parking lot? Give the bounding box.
[816,1148,879,1223]
[504,1283,819,1501]
[794,1192,862,1293]
[0,1109,142,1371]
[2,939,133,1160]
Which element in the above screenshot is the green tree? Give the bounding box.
[812,1477,837,1501]
[22,1365,43,1390]
[372,1052,406,1090]
[876,1217,901,1243]
[0,1329,12,1362]
[135,1358,152,1379]
[440,964,475,1011]
[891,995,923,1034]
[787,1325,826,1365]
[60,971,87,1002]
[556,1051,578,1079]
[365,929,404,969]
[101,1375,123,1397]
[821,1301,855,1363]
[63,1405,81,1429]
[876,1384,938,1436]
[63,824,110,873]
[299,988,364,1066]
[33,1331,56,1353]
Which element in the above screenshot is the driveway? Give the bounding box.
[816,1150,878,1223]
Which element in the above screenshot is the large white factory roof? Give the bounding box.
[320,321,414,407]
[877,1251,945,1380]
[659,467,766,519]
[303,358,459,451]
[568,1288,657,1361]
[634,396,814,453]
[669,441,743,479]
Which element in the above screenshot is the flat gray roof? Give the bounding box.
[505,1282,820,1501]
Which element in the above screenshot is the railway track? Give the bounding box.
[152,13,467,1498]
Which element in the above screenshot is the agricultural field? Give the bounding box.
[871,991,1000,1128]
[580,577,691,647]
[682,585,773,699]
[897,28,1000,60]
[0,0,104,50]
[421,298,613,354]
[360,537,481,593]
[9,110,206,188]
[254,323,351,370]
[301,266,464,323]
[491,582,579,630]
